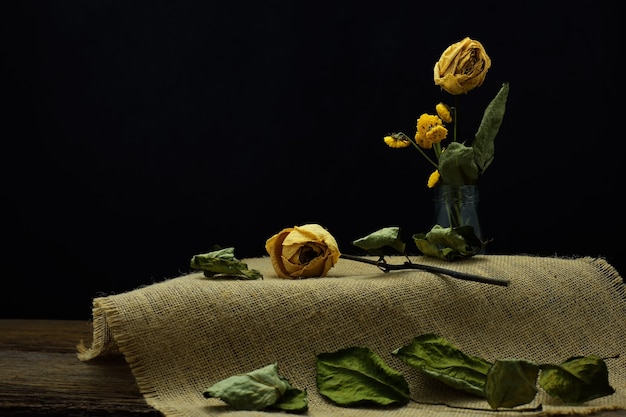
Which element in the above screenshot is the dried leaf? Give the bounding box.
[316,346,410,407]
[412,225,483,261]
[352,227,406,256]
[485,359,539,409]
[203,363,307,412]
[538,355,615,405]
[271,387,309,413]
[392,333,491,397]
[438,142,479,186]
[190,247,263,280]
[472,82,510,174]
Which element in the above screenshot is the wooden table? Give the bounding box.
[0,319,161,416]
[1,319,625,417]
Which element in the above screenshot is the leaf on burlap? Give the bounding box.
[271,387,309,413]
[352,227,406,256]
[190,246,263,280]
[412,225,483,261]
[485,359,539,408]
[392,333,491,397]
[203,363,307,412]
[316,346,410,407]
[538,355,615,405]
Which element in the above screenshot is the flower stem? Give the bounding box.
[397,132,438,168]
[340,254,509,287]
[433,142,442,160]
[453,96,459,142]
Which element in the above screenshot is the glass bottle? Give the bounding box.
[433,184,482,242]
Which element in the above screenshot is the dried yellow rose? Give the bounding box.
[433,37,491,95]
[265,224,341,278]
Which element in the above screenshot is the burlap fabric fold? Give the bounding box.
[77,255,626,417]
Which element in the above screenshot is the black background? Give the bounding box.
[4,1,623,320]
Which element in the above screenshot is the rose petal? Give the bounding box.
[265,227,294,278]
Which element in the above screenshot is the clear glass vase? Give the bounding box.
[433,184,482,242]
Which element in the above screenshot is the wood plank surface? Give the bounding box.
[0,319,160,416]
[1,320,624,417]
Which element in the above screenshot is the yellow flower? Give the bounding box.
[265,224,341,278]
[415,113,448,149]
[427,170,440,188]
[383,39,507,193]
[383,134,410,149]
[435,102,452,123]
[426,125,448,144]
[433,37,491,95]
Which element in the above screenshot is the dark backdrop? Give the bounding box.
[4,1,623,319]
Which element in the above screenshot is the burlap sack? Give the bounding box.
[77,255,626,417]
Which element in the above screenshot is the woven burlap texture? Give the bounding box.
[77,255,626,417]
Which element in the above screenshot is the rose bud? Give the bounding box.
[265,224,341,278]
[433,37,491,95]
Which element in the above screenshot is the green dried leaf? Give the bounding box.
[438,142,479,186]
[538,355,615,405]
[412,233,448,260]
[203,363,307,412]
[392,334,491,397]
[472,82,509,174]
[485,359,539,409]
[352,227,406,256]
[271,387,309,413]
[316,346,410,407]
[190,247,263,280]
[412,225,483,261]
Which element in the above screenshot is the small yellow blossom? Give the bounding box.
[415,113,448,149]
[383,133,411,148]
[427,170,440,188]
[414,133,430,149]
[435,102,452,123]
[426,125,448,144]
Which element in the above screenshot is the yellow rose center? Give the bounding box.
[298,243,323,263]
[462,50,478,75]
